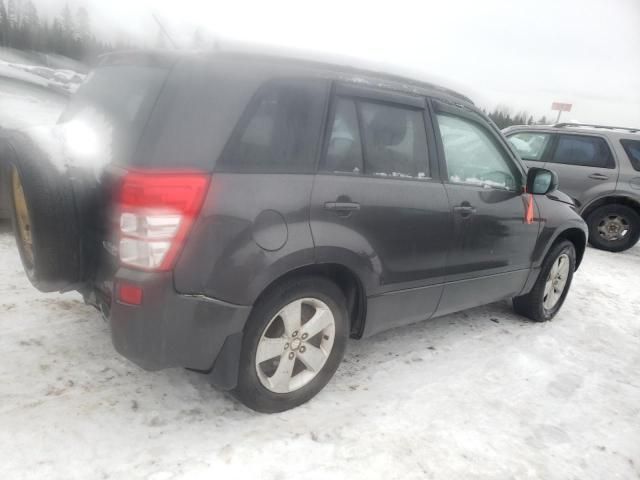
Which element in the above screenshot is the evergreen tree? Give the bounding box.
[0,0,9,46]
[75,6,89,40]
[0,1,116,62]
[7,0,17,27]
[61,3,73,36]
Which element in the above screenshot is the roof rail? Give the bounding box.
[553,122,639,133]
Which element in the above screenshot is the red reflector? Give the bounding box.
[117,283,143,305]
[523,193,535,224]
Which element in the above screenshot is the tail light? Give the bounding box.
[116,170,210,271]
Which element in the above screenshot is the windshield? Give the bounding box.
[59,65,170,165]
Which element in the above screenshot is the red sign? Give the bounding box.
[551,102,572,112]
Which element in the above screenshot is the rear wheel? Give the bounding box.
[586,204,640,252]
[232,276,348,413]
[513,240,576,322]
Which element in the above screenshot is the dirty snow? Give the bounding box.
[0,221,639,480]
[0,60,85,95]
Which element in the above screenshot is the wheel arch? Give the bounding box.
[580,195,640,220]
[250,263,368,339]
[554,227,587,269]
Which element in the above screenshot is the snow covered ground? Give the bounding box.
[0,77,67,130]
[0,221,639,479]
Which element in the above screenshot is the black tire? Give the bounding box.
[586,204,640,253]
[232,276,348,413]
[1,132,83,292]
[513,240,576,322]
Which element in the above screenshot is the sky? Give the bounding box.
[32,0,640,126]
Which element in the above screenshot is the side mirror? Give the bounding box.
[526,167,558,195]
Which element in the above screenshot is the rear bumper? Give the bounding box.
[108,269,250,378]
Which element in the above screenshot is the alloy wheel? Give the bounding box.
[543,253,570,310]
[255,298,336,394]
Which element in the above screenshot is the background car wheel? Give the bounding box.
[513,240,576,322]
[232,276,348,413]
[586,204,640,252]
[1,133,84,292]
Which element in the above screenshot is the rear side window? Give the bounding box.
[550,134,614,169]
[620,139,640,171]
[360,102,428,178]
[219,80,327,173]
[323,97,429,179]
[507,132,551,161]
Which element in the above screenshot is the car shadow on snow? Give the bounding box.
[157,298,535,417]
[0,219,12,234]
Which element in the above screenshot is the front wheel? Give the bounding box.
[513,240,576,322]
[232,276,348,413]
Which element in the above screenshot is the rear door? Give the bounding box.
[431,101,540,316]
[310,84,452,336]
[545,133,619,207]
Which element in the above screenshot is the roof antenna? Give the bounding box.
[152,13,179,49]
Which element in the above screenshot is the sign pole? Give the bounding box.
[556,110,562,123]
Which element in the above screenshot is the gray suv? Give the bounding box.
[504,123,640,252]
[2,50,588,412]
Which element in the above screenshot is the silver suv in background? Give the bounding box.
[504,123,640,252]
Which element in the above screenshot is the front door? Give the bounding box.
[432,102,540,316]
[310,85,452,336]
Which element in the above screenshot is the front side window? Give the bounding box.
[507,132,552,161]
[220,81,325,172]
[550,134,614,169]
[323,97,429,179]
[437,113,519,191]
[620,139,640,171]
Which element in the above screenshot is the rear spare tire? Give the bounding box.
[1,132,83,292]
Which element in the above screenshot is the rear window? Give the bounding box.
[620,139,640,171]
[59,65,169,165]
[550,134,614,169]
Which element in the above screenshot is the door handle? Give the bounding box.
[453,203,477,217]
[324,201,361,213]
[588,173,609,180]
